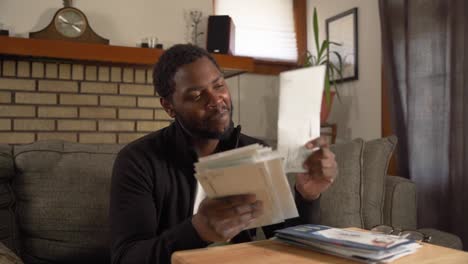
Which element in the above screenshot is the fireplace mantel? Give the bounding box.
[0,36,254,78]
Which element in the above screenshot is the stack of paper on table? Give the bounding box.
[275,224,422,263]
[195,144,299,229]
[277,65,326,173]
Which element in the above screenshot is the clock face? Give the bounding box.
[54,8,87,38]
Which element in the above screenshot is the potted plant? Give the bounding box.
[304,7,344,124]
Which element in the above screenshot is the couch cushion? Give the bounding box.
[362,136,397,229]
[321,139,364,228]
[13,140,123,263]
[383,176,417,230]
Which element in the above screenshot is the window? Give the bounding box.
[214,0,298,62]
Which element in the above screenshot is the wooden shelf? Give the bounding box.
[0,36,254,78]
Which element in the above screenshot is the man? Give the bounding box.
[109,44,337,264]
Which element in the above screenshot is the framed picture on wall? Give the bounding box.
[326,8,358,82]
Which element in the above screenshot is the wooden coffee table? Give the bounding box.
[172,238,468,264]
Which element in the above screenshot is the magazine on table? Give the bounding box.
[274,224,422,263]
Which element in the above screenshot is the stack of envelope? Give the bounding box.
[195,144,298,229]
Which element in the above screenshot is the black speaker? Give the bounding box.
[206,15,235,55]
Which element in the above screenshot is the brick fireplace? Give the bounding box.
[0,58,172,144]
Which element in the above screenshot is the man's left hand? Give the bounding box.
[296,137,338,201]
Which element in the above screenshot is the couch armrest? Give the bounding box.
[383,176,417,230]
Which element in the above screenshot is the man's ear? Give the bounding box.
[160,97,176,118]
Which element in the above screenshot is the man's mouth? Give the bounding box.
[207,106,230,122]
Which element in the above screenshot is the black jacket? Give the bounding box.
[109,121,319,264]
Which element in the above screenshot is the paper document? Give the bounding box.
[195,144,298,229]
[277,66,326,173]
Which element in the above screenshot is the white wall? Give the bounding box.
[0,0,212,47]
[307,0,382,141]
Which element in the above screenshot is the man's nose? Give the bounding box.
[206,89,223,108]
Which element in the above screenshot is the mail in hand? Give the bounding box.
[277,65,326,173]
[194,144,298,229]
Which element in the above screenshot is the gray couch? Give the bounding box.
[0,137,462,263]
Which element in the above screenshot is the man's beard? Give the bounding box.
[175,104,234,140]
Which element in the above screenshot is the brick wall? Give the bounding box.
[0,58,172,144]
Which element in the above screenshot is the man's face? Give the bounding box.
[164,57,232,139]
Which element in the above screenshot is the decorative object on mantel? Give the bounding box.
[0,22,9,36]
[141,36,162,49]
[326,7,358,82]
[141,40,149,48]
[304,7,345,124]
[29,0,109,44]
[188,10,205,47]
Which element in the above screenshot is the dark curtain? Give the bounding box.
[380,0,467,249]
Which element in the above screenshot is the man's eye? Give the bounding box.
[190,93,201,101]
[214,84,224,89]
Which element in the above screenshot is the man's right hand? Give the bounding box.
[192,194,263,242]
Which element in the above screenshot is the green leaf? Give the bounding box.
[313,8,320,57]
[329,65,341,102]
[329,41,342,46]
[329,64,339,80]
[334,84,342,103]
[314,55,319,65]
[331,51,343,67]
[329,65,335,82]
[317,40,329,64]
[331,52,344,80]
[330,52,344,102]
[304,51,312,66]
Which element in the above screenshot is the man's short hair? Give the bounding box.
[152,44,221,99]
